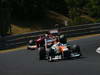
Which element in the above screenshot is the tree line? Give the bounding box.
[0,0,100,36]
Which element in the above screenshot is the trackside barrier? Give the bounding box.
[0,23,100,50]
[0,30,47,49]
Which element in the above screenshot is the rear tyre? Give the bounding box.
[72,45,82,57]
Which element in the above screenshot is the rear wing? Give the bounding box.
[49,29,59,36]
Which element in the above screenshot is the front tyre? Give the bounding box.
[48,49,56,62]
[39,47,46,60]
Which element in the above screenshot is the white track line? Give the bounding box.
[96,47,100,54]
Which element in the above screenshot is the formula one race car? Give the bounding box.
[27,29,60,50]
[39,41,82,61]
[38,30,82,61]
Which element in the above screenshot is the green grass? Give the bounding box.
[11,24,41,34]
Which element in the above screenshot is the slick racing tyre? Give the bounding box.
[72,45,82,57]
[48,49,56,62]
[39,47,46,60]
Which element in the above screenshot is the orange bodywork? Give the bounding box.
[59,46,66,52]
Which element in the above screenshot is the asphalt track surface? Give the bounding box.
[0,36,100,75]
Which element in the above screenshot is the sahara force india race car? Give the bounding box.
[38,30,82,61]
[39,39,82,62]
